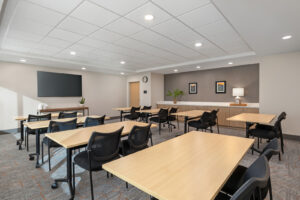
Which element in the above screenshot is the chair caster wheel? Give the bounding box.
[51,182,58,189]
[29,155,34,161]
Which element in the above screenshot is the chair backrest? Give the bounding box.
[198,112,211,124]
[128,124,151,151]
[48,118,77,133]
[142,106,152,110]
[130,106,140,113]
[158,108,169,121]
[58,111,77,119]
[260,138,279,161]
[28,114,51,122]
[209,109,219,125]
[84,115,105,127]
[273,112,286,136]
[87,127,123,162]
[169,107,178,114]
[242,156,270,199]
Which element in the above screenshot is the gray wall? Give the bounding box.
[164,64,259,102]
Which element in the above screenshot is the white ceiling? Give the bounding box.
[0,0,298,74]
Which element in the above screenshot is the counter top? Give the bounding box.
[157,101,259,108]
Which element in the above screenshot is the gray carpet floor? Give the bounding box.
[0,120,299,200]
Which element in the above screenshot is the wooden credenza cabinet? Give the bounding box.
[157,103,259,128]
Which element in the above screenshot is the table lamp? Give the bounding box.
[232,88,244,104]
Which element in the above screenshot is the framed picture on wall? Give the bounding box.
[189,82,198,94]
[215,81,226,94]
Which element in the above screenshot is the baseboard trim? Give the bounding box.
[283,133,300,141]
[0,128,18,135]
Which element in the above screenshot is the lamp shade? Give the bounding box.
[232,88,244,97]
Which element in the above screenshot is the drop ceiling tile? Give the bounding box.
[77,37,108,48]
[178,4,223,28]
[29,44,61,55]
[125,2,172,27]
[10,18,53,37]
[151,18,190,37]
[90,29,124,43]
[152,0,209,16]
[90,0,147,15]
[48,29,83,42]
[69,44,96,53]
[40,37,71,49]
[2,38,37,52]
[6,30,44,42]
[104,18,144,36]
[71,1,119,27]
[26,0,83,14]
[58,17,99,35]
[14,1,65,27]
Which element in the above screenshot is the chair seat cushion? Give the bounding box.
[221,165,247,195]
[150,117,167,123]
[74,151,120,171]
[248,128,276,139]
[42,137,61,148]
[124,114,139,120]
[188,120,209,129]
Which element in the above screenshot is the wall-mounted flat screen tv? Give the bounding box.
[37,71,82,97]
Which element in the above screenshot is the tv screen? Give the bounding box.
[37,71,82,97]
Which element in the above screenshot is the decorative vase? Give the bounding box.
[173,98,177,104]
[79,104,84,107]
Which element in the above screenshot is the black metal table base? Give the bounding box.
[16,120,25,150]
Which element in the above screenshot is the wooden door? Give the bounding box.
[129,82,140,107]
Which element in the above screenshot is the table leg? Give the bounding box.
[29,129,41,168]
[51,148,74,199]
[16,120,25,150]
[120,111,123,121]
[184,116,188,133]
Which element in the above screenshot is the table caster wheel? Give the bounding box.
[29,155,34,161]
[51,182,58,189]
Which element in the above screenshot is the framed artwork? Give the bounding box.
[189,82,197,94]
[215,81,226,94]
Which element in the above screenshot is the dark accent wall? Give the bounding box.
[164,64,259,102]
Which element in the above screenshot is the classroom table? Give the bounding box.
[113,107,132,121]
[45,121,157,199]
[14,112,82,150]
[23,115,108,168]
[137,108,160,122]
[103,131,254,200]
[172,110,208,133]
[227,113,276,137]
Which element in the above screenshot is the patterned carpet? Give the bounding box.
[0,120,299,200]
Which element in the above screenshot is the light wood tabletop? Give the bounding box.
[113,107,132,112]
[137,108,160,114]
[23,115,110,129]
[227,113,276,124]
[103,131,254,200]
[14,112,83,121]
[45,121,157,149]
[172,109,208,118]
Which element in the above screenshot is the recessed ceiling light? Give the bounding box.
[20,59,26,63]
[194,42,202,47]
[144,14,154,21]
[120,61,126,65]
[196,66,201,69]
[228,62,233,65]
[70,51,76,55]
[81,67,86,70]
[174,69,178,72]
[120,72,125,75]
[282,35,292,40]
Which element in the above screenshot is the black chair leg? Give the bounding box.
[269,178,273,200]
[73,162,76,194]
[89,171,94,200]
[177,118,179,129]
[126,182,128,189]
[41,142,44,163]
[280,136,284,154]
[210,126,213,133]
[26,132,29,151]
[48,146,51,171]
[150,132,153,146]
[158,123,161,135]
[106,172,109,179]
[278,152,281,161]
[257,138,260,149]
[217,124,220,133]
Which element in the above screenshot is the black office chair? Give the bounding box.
[167,107,178,132]
[187,112,211,132]
[58,111,77,119]
[72,127,123,200]
[120,124,152,156]
[221,155,273,200]
[84,115,105,127]
[149,108,169,135]
[209,109,220,133]
[248,112,286,153]
[25,114,51,151]
[140,106,152,122]
[41,119,77,171]
[215,156,270,200]
[124,107,140,121]
[252,138,281,161]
